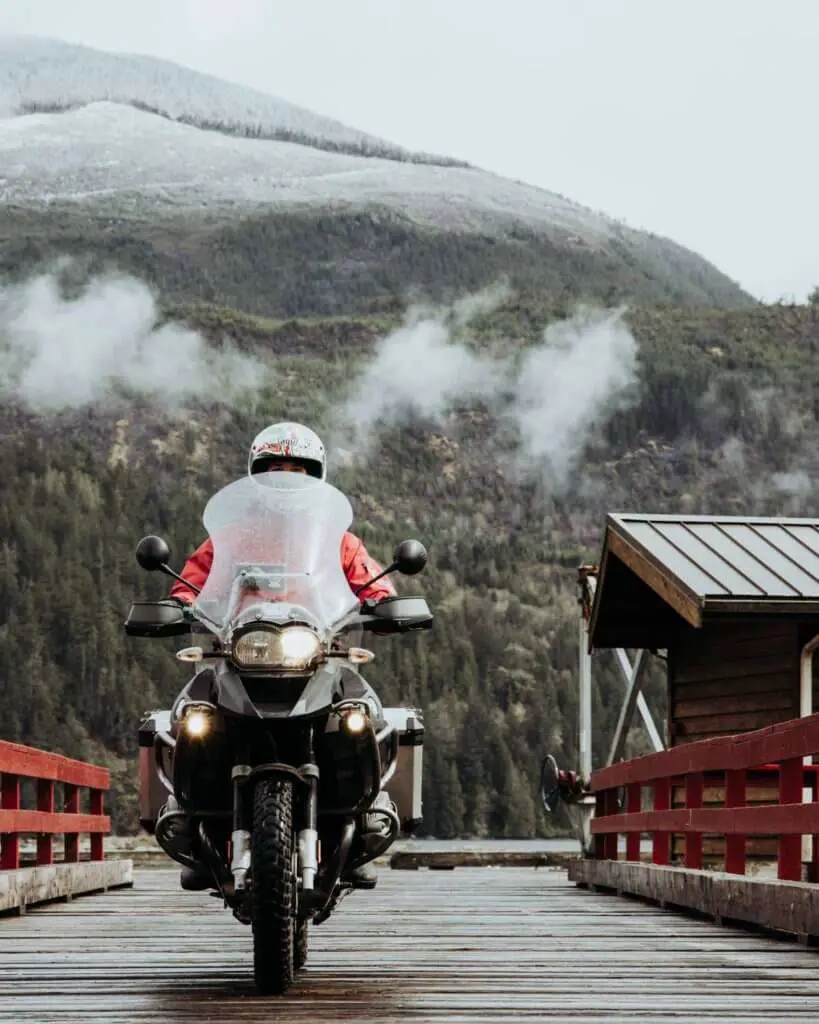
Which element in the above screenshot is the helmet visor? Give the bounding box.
[250,455,322,479]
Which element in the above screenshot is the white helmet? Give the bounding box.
[248,422,327,480]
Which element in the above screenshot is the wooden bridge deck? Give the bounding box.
[1,867,818,1023]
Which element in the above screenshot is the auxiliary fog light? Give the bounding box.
[183,709,211,738]
[342,708,368,735]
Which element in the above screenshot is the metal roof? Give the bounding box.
[591,513,819,633]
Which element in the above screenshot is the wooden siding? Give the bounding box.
[669,619,798,746]
[798,623,819,714]
[668,619,800,865]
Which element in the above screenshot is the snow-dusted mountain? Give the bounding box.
[0,35,436,162]
[0,37,624,241]
[1,100,620,239]
[0,37,749,308]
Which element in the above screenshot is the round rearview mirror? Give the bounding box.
[392,539,428,576]
[540,754,561,814]
[136,535,171,572]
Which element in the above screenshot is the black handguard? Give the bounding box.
[167,595,195,618]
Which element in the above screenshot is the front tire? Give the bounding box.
[251,777,295,994]
[295,919,309,970]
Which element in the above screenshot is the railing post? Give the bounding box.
[685,772,703,870]
[652,778,671,865]
[779,757,802,881]
[90,790,105,862]
[811,770,819,885]
[1,772,21,870]
[593,791,607,859]
[603,789,619,861]
[37,778,55,866]
[725,769,746,875]
[626,782,641,861]
[593,789,619,860]
[64,783,79,863]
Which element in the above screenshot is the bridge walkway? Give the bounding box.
[2,867,818,1023]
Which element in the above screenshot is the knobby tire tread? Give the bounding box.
[251,777,295,994]
[295,919,309,970]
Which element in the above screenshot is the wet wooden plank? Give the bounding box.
[1,868,819,1022]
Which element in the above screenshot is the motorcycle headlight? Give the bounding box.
[232,627,321,670]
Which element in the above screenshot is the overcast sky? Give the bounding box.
[2,0,817,302]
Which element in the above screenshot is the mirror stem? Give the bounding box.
[353,562,397,597]
[159,564,202,596]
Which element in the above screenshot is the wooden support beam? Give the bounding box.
[0,741,108,789]
[63,785,79,864]
[607,649,648,766]
[569,859,819,940]
[625,783,641,862]
[0,861,132,914]
[89,791,105,862]
[652,778,671,865]
[592,712,819,791]
[0,773,20,871]
[725,769,746,875]
[590,800,819,836]
[0,810,110,834]
[779,757,803,881]
[36,779,54,867]
[685,773,703,870]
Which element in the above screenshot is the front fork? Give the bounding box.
[297,765,319,891]
[230,764,252,892]
[229,757,320,894]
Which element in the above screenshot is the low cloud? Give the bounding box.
[335,290,639,489]
[0,271,268,411]
[509,306,637,486]
[771,469,811,498]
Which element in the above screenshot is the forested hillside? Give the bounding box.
[1,204,751,318]
[1,284,817,836]
[0,39,811,838]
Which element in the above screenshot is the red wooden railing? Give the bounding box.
[590,712,819,882]
[0,740,110,870]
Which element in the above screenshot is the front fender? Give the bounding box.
[212,661,263,718]
[286,661,344,718]
[212,659,344,720]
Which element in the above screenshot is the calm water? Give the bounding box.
[393,837,582,853]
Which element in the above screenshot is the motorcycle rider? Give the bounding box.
[169,422,397,607]
[167,422,397,892]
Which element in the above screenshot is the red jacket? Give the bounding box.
[169,531,396,604]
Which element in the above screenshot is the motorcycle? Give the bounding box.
[125,472,432,994]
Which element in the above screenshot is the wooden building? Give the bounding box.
[589,513,819,746]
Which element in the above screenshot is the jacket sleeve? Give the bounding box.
[342,533,397,602]
[169,537,214,603]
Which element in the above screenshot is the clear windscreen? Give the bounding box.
[191,474,360,641]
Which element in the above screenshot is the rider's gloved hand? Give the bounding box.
[165,595,195,619]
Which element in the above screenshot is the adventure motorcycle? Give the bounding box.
[125,472,432,994]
